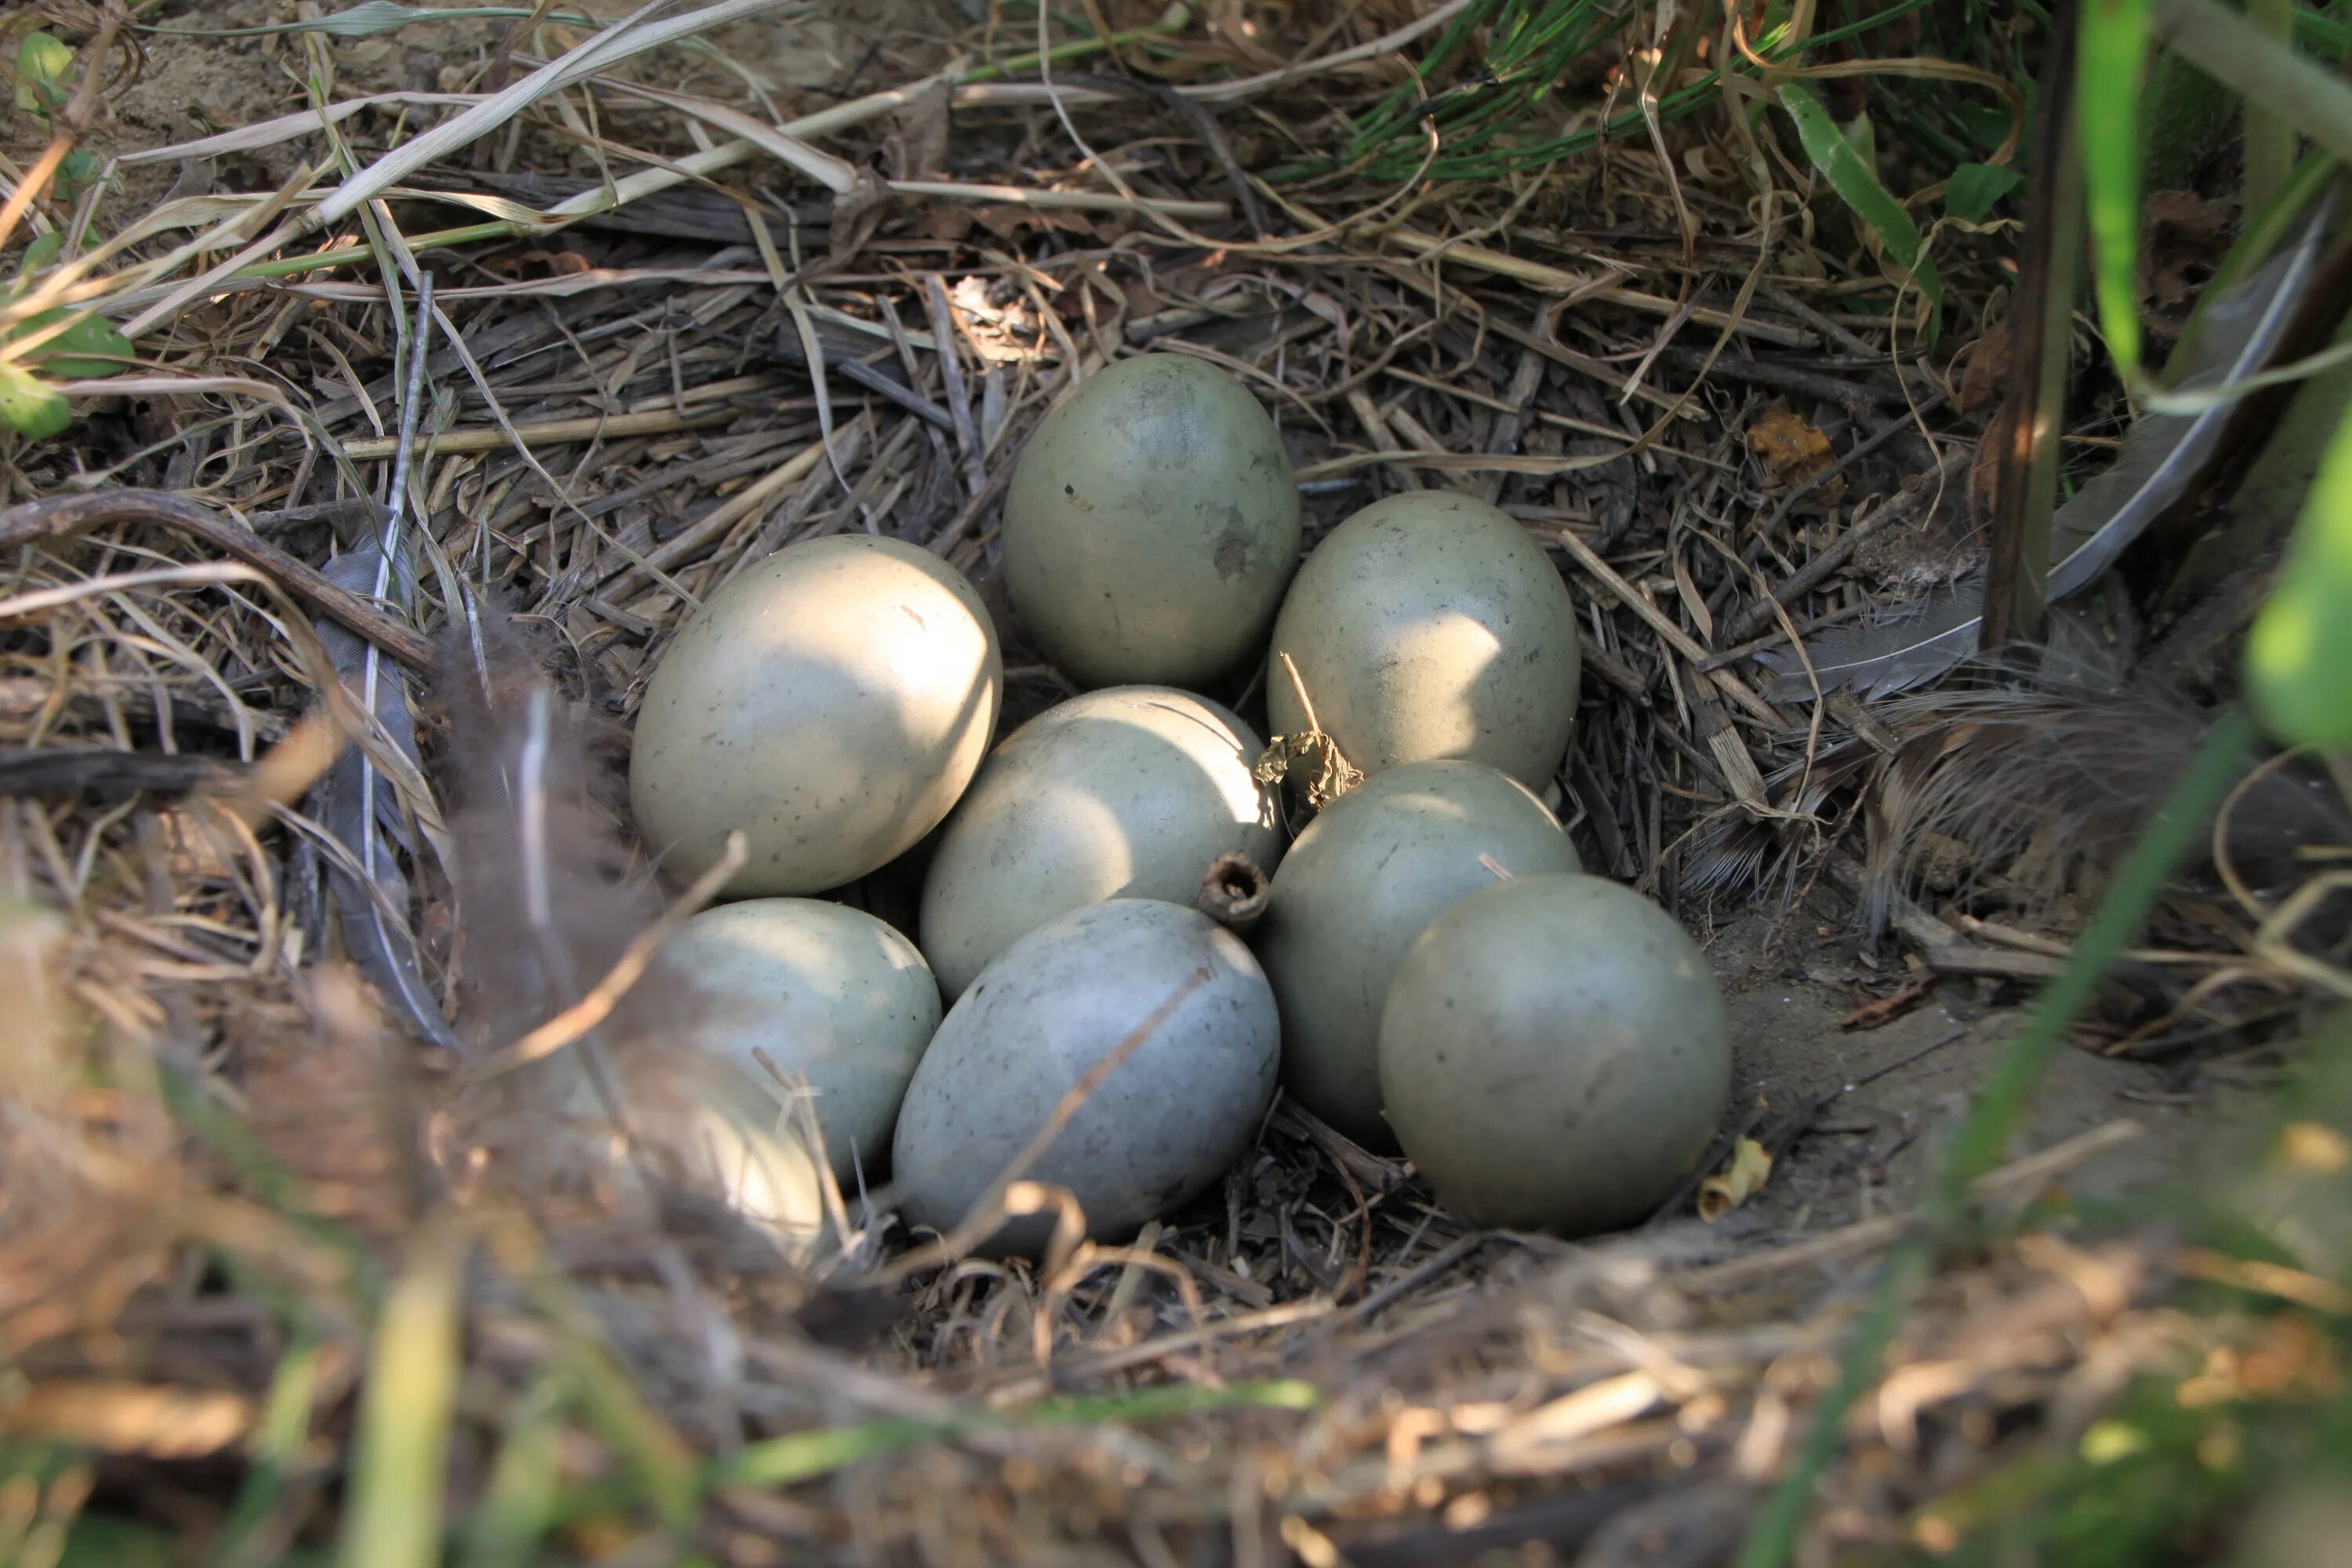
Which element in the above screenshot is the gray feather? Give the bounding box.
[310,546,459,1052]
[1760,202,2333,703]
[1759,584,1984,702]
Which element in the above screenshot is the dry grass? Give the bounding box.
[4,2,2351,1563]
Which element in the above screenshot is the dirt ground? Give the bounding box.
[4,2,911,212]
[1705,904,2218,1229]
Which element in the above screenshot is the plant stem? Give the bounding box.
[1982,0,2082,658]
[957,3,1193,85]
[2156,0,2352,165]
[2246,0,2299,219]
[1734,705,2259,1568]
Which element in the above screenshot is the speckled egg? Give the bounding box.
[1265,491,1581,788]
[1378,873,1731,1236]
[919,686,1283,997]
[659,898,941,1181]
[891,899,1279,1253]
[1001,354,1300,688]
[1251,760,1581,1149]
[629,534,1001,894]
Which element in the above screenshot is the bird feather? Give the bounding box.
[304,272,460,1051]
[1761,201,2334,703]
[309,545,459,1051]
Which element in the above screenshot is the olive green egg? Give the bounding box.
[1377,873,1731,1236]
[1251,760,1580,1149]
[920,686,1283,998]
[1001,354,1301,688]
[658,898,942,1181]
[1265,491,1581,788]
[628,534,1002,895]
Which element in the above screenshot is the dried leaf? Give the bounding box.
[1747,405,1836,492]
[1698,1138,1773,1221]
[1956,315,2013,415]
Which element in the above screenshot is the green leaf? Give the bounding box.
[2245,0,2298,217]
[2248,404,2352,747]
[2081,0,2154,384]
[55,147,101,204]
[459,1377,568,1568]
[1776,81,1942,347]
[0,362,70,441]
[14,31,72,115]
[1947,162,2024,223]
[2089,0,2154,385]
[17,230,64,281]
[9,307,132,379]
[339,1218,467,1568]
[1956,96,2016,152]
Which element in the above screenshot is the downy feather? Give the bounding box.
[1761,201,2335,703]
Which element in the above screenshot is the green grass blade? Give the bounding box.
[956,3,1196,85]
[716,1416,943,1489]
[64,1517,334,1568]
[2157,0,2352,165]
[1775,82,1943,347]
[712,1380,1319,1490]
[2081,0,2152,386]
[1734,706,2259,1568]
[212,1335,326,1568]
[1026,1379,1320,1425]
[339,1217,469,1568]
[141,3,604,37]
[460,1376,568,1568]
[2246,0,2298,218]
[2249,404,2352,747]
[513,1265,699,1529]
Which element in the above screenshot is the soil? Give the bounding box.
[1704,903,2220,1232]
[7,10,459,220]
[3,2,936,222]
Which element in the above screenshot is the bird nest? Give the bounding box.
[5,2,2350,1564]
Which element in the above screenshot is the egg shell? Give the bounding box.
[891,899,1279,1253]
[1377,873,1732,1236]
[522,1047,833,1265]
[1265,491,1581,788]
[1001,354,1301,688]
[658,898,941,1181]
[1251,760,1579,1149]
[919,687,1283,997]
[629,534,1001,895]
[669,1098,833,1264]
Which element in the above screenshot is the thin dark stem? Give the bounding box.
[1981,2,2082,659]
